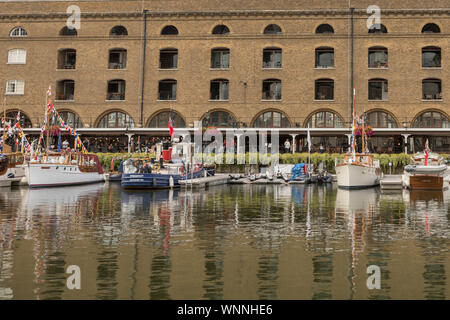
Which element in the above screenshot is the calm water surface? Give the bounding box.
[0,182,449,300]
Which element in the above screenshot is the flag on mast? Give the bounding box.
[307,124,311,153]
[168,116,174,138]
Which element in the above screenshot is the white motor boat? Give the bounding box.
[0,153,26,187]
[335,153,382,189]
[26,152,105,188]
[402,151,448,190]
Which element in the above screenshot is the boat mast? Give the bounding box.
[351,87,356,159]
[361,113,365,154]
[44,87,49,155]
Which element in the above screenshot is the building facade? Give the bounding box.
[1,0,449,153]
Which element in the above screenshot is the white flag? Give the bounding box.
[307,124,312,152]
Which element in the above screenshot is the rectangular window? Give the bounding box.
[6,80,24,95]
[159,82,177,100]
[160,50,178,69]
[369,80,388,100]
[211,50,230,69]
[8,49,26,64]
[368,49,388,68]
[263,49,282,68]
[422,49,441,68]
[109,50,127,69]
[210,81,229,100]
[315,49,334,68]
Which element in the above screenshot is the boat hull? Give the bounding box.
[121,169,205,189]
[403,173,444,190]
[26,163,104,188]
[0,166,26,186]
[336,163,380,189]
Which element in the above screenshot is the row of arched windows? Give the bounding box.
[8,23,443,38]
[6,108,448,129]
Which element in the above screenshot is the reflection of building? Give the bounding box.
[1,0,449,152]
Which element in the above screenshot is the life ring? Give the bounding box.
[180,165,185,174]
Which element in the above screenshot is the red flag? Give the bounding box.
[168,117,174,138]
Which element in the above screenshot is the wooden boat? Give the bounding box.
[402,149,447,190]
[336,153,382,189]
[335,91,382,189]
[26,152,105,188]
[0,152,26,187]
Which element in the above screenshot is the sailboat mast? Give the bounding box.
[351,87,356,156]
[362,113,365,153]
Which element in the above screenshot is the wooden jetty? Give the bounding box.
[380,175,403,190]
[179,174,229,189]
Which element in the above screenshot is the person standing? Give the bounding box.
[284,139,291,153]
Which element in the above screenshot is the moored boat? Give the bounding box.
[402,144,447,190]
[26,152,104,188]
[336,153,382,189]
[0,153,26,187]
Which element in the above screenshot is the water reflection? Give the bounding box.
[0,183,449,299]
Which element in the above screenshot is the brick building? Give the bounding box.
[1,0,449,153]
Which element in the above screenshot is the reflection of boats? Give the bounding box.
[26,152,105,188]
[402,147,447,190]
[0,153,26,187]
[409,190,443,205]
[335,188,379,212]
[20,183,104,213]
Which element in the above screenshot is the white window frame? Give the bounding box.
[10,27,28,37]
[5,80,25,95]
[7,49,26,64]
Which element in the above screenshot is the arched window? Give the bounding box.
[57,49,76,69]
[422,78,442,100]
[210,79,229,100]
[148,111,185,128]
[97,111,134,128]
[368,46,388,68]
[5,110,32,128]
[158,79,177,100]
[315,78,334,100]
[109,48,127,69]
[305,110,344,128]
[161,25,178,35]
[56,80,75,101]
[110,26,128,36]
[60,26,77,36]
[10,27,27,37]
[59,111,82,128]
[202,111,237,128]
[413,110,449,128]
[316,24,334,34]
[264,24,282,34]
[422,23,440,34]
[253,110,290,128]
[422,46,441,68]
[315,47,334,68]
[107,79,126,100]
[212,25,230,35]
[263,47,282,69]
[160,48,178,69]
[368,24,388,33]
[8,49,26,64]
[366,110,397,128]
[262,79,281,100]
[368,79,388,101]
